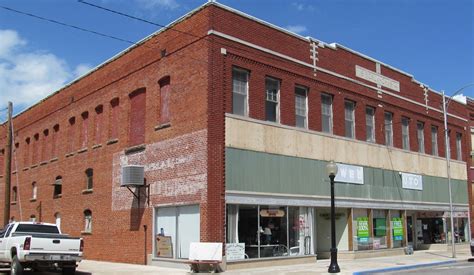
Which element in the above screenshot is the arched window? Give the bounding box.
[109,98,120,140]
[53,176,62,198]
[94,105,104,145]
[68,117,76,153]
[85,168,93,190]
[31,182,37,200]
[55,212,61,230]
[12,186,17,202]
[80,111,89,149]
[84,209,92,233]
[52,124,60,158]
[29,215,36,222]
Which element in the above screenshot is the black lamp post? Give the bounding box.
[326,160,340,273]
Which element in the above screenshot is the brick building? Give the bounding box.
[0,2,471,268]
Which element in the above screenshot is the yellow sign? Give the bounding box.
[260,209,285,217]
[156,235,173,258]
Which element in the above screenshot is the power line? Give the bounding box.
[0,5,137,45]
[77,0,199,39]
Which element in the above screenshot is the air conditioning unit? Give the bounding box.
[121,165,145,187]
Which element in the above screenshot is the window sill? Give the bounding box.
[50,157,58,163]
[40,161,48,166]
[77,148,88,154]
[65,152,75,158]
[106,139,118,145]
[125,144,146,155]
[92,144,102,150]
[11,201,17,205]
[53,194,62,199]
[81,231,92,235]
[12,170,17,174]
[22,167,30,171]
[82,189,93,194]
[154,122,171,131]
[31,164,38,168]
[30,198,37,202]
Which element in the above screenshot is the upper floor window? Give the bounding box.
[84,209,92,233]
[53,176,62,199]
[85,168,93,190]
[94,105,104,145]
[52,124,59,158]
[31,182,37,200]
[431,126,439,156]
[32,133,39,164]
[295,86,308,128]
[24,137,30,167]
[42,129,49,162]
[366,107,375,142]
[68,117,76,152]
[321,93,333,134]
[384,112,393,146]
[265,77,280,122]
[417,122,425,153]
[401,117,410,150]
[129,88,146,146]
[109,98,120,140]
[29,215,36,222]
[232,68,248,117]
[12,186,17,202]
[344,100,355,139]
[456,133,462,160]
[158,76,171,125]
[80,112,89,149]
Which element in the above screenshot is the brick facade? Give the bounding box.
[0,2,471,264]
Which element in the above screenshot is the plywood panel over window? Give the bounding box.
[129,88,146,146]
[94,105,103,145]
[159,76,171,125]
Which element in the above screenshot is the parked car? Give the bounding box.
[0,222,83,275]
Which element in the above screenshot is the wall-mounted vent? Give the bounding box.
[121,165,144,187]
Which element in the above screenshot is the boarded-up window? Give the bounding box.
[159,76,170,125]
[68,117,75,153]
[129,88,146,146]
[32,133,39,164]
[80,112,89,149]
[42,129,49,162]
[109,98,120,140]
[94,105,103,145]
[52,124,59,158]
[0,148,4,175]
[24,138,30,167]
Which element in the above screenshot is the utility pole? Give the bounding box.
[3,101,12,226]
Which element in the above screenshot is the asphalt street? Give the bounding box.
[381,260,474,275]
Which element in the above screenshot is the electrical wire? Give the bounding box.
[0,5,137,45]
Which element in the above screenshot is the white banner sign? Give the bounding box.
[335,163,364,184]
[401,172,423,190]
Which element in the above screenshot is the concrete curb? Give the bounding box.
[352,259,457,275]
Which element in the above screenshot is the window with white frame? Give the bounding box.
[321,94,333,133]
[232,68,249,116]
[84,209,92,233]
[456,133,462,160]
[366,107,375,142]
[401,117,410,150]
[295,86,308,128]
[265,77,280,122]
[384,112,393,146]
[344,100,355,138]
[431,126,439,156]
[29,215,36,222]
[417,122,425,153]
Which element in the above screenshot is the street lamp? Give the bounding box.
[326,160,340,273]
[441,83,474,258]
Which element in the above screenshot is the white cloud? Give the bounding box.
[291,2,315,12]
[285,25,308,34]
[0,29,89,109]
[135,0,179,10]
[452,94,467,104]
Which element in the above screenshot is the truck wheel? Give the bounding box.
[62,266,76,275]
[10,255,23,275]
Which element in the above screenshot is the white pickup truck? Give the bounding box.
[0,222,83,275]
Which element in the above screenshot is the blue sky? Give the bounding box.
[0,0,473,117]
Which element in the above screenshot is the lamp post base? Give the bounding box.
[328,248,340,273]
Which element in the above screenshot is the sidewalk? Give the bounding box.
[76,247,472,275]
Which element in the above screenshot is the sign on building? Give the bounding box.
[335,163,364,185]
[357,217,369,242]
[392,218,403,241]
[225,243,245,261]
[401,172,423,190]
